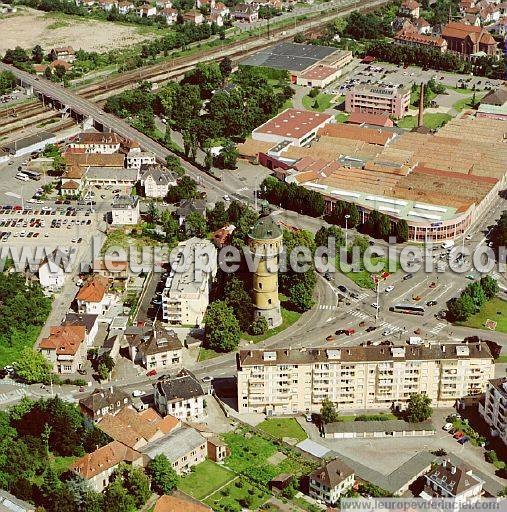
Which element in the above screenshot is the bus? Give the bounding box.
[390,304,425,316]
[15,172,29,182]
[23,170,41,181]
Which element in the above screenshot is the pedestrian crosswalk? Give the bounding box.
[319,304,337,311]
[377,320,403,334]
[349,309,369,321]
[429,322,446,335]
[350,292,370,303]
[0,388,26,404]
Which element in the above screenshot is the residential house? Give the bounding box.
[49,46,76,63]
[183,9,204,23]
[39,325,87,374]
[37,248,72,290]
[63,312,99,347]
[154,369,206,421]
[126,148,156,170]
[175,198,206,226]
[161,6,178,24]
[479,377,507,446]
[480,86,507,106]
[98,406,180,449]
[309,458,355,505]
[138,3,157,16]
[463,12,481,25]
[92,258,130,279]
[69,132,122,154]
[233,3,258,21]
[140,163,177,198]
[392,16,416,33]
[126,326,183,371]
[156,0,172,8]
[97,0,118,10]
[399,0,420,18]
[111,195,140,225]
[416,17,431,33]
[212,224,235,248]
[49,60,73,73]
[76,275,111,315]
[208,12,223,25]
[211,1,229,15]
[419,460,484,502]
[394,28,448,52]
[207,436,230,462]
[118,0,135,14]
[70,441,144,492]
[140,425,207,474]
[153,494,212,512]
[197,0,214,8]
[61,165,86,197]
[441,22,498,58]
[79,387,132,422]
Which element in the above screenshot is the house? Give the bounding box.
[154,369,206,421]
[98,406,180,449]
[153,494,212,512]
[212,224,235,248]
[69,132,122,154]
[176,198,207,226]
[208,12,223,25]
[0,490,36,512]
[111,195,140,225]
[70,441,144,492]
[233,3,258,22]
[211,1,229,15]
[480,86,507,106]
[140,426,207,474]
[126,148,156,170]
[156,0,172,8]
[269,474,294,492]
[97,0,118,10]
[207,436,230,462]
[125,326,183,371]
[416,17,431,33]
[441,22,498,58]
[61,165,86,197]
[308,458,355,505]
[394,28,448,52]
[118,0,135,14]
[399,0,420,18]
[49,46,76,63]
[79,387,132,422]
[76,275,111,315]
[138,3,157,16]
[63,312,99,347]
[182,9,204,24]
[37,248,72,290]
[346,111,394,127]
[419,460,484,503]
[140,163,177,198]
[196,0,214,8]
[92,258,129,279]
[161,6,178,24]
[49,60,73,72]
[39,325,87,374]
[462,12,481,25]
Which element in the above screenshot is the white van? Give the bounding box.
[441,240,455,250]
[15,172,29,182]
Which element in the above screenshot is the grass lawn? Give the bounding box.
[496,354,507,363]
[337,256,398,290]
[223,429,315,485]
[178,460,235,500]
[453,92,484,113]
[257,418,307,442]
[204,477,270,512]
[242,305,301,343]
[446,86,475,94]
[52,455,78,475]
[0,325,42,367]
[456,297,507,334]
[335,112,349,123]
[397,113,452,130]
[411,87,436,107]
[302,93,333,112]
[197,347,221,362]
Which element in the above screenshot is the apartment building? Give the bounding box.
[479,377,507,446]
[345,84,410,119]
[237,343,494,414]
[162,238,217,327]
[111,195,140,226]
[69,132,122,154]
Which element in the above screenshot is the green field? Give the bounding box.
[302,93,333,112]
[257,418,307,442]
[204,477,270,511]
[397,113,452,130]
[338,256,398,290]
[456,297,507,334]
[197,347,221,362]
[0,325,42,367]
[242,306,301,343]
[178,460,235,500]
[335,112,349,123]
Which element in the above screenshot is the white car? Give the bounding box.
[443,422,453,432]
[465,234,472,240]
[385,285,394,293]
[371,303,380,310]
[202,376,213,383]
[131,390,144,397]
[223,195,230,201]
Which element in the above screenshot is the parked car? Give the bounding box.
[458,436,470,445]
[146,369,157,377]
[426,300,438,306]
[132,390,144,397]
[403,273,413,280]
[385,285,394,293]
[443,422,453,432]
[453,431,464,439]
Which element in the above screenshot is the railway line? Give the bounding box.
[0,0,388,141]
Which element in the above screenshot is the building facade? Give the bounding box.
[237,344,494,414]
[309,458,355,505]
[479,378,507,446]
[345,84,410,118]
[111,195,140,225]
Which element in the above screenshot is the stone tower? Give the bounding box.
[248,215,283,328]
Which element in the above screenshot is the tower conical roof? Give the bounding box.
[249,215,282,240]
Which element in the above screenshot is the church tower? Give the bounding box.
[248,216,283,328]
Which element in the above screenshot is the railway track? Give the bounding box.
[0,0,388,139]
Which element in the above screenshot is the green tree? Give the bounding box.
[165,155,185,177]
[321,398,339,424]
[314,225,344,251]
[351,235,370,256]
[120,465,150,508]
[97,363,109,381]
[406,393,432,422]
[447,293,476,321]
[480,275,499,300]
[103,478,136,512]
[204,300,241,352]
[215,140,238,170]
[147,454,178,494]
[207,201,228,231]
[224,276,253,331]
[219,56,233,79]
[0,70,16,96]
[184,211,207,238]
[289,281,315,312]
[249,316,268,336]
[395,220,409,243]
[13,348,53,384]
[466,281,486,310]
[160,210,179,245]
[166,175,198,203]
[147,202,159,223]
[44,66,53,80]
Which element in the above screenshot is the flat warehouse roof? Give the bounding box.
[240,42,340,72]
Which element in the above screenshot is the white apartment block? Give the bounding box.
[237,343,494,414]
[479,378,507,446]
[162,238,217,327]
[111,195,140,225]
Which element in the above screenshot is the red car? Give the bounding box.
[146,369,157,377]
[453,431,464,439]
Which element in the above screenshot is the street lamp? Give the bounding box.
[344,214,350,247]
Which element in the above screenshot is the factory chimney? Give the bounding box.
[418,83,425,128]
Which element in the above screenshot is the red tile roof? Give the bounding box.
[76,275,109,303]
[347,111,393,127]
[153,495,212,512]
[39,325,86,355]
